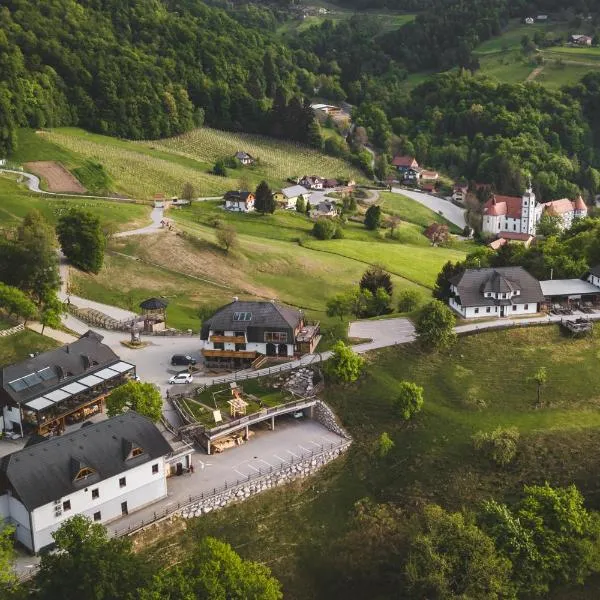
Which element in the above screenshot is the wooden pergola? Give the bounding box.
[139,297,168,332]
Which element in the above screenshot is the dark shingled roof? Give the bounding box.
[201,301,302,340]
[1,331,120,405]
[0,412,172,511]
[139,297,168,310]
[451,267,544,308]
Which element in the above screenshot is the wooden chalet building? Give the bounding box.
[200,300,320,368]
[0,331,136,437]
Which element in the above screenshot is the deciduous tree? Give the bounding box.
[326,340,364,383]
[405,504,513,600]
[57,209,105,274]
[0,519,17,596]
[473,426,519,466]
[215,223,238,252]
[374,432,395,458]
[181,182,196,201]
[0,283,37,322]
[106,380,163,422]
[397,289,421,312]
[393,381,424,420]
[415,300,457,350]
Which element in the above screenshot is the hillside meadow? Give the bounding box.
[140,325,600,599]
[71,196,466,332]
[14,127,363,199]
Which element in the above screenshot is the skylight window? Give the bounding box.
[233,312,252,321]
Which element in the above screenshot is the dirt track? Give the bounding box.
[23,161,86,193]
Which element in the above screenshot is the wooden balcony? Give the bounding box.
[209,335,246,343]
[202,349,257,359]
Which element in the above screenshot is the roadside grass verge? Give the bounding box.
[0,176,151,232]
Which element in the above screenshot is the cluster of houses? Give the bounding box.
[391,155,439,191]
[0,332,192,554]
[448,265,600,319]
[481,183,588,247]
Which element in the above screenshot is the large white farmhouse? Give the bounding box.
[449,267,544,319]
[0,411,172,553]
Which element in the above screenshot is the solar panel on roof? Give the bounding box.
[8,379,28,392]
[22,373,42,387]
[37,367,54,381]
[233,312,252,321]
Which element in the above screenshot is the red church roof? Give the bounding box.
[392,155,419,168]
[483,194,522,218]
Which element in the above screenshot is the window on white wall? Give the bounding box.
[91,488,99,499]
[63,500,71,511]
[93,511,101,521]
[119,477,126,488]
[152,464,159,474]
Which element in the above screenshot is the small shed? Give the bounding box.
[139,297,168,332]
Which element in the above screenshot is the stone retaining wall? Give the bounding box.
[178,443,350,519]
[314,400,351,439]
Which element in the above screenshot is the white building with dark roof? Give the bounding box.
[200,300,320,368]
[449,267,544,319]
[0,411,171,553]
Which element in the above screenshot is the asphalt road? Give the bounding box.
[391,186,467,229]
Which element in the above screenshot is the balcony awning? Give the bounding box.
[60,382,89,395]
[25,397,54,411]
[78,374,105,387]
[93,367,120,380]
[44,389,71,403]
[108,361,135,374]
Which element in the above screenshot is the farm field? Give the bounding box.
[24,160,86,193]
[0,176,151,232]
[142,325,600,599]
[28,127,363,200]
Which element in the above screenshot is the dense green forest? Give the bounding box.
[0,0,319,155]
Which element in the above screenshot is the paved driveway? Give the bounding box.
[391,187,466,229]
[349,317,416,351]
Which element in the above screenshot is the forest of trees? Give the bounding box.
[0,0,323,156]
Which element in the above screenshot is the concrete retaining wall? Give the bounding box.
[178,443,350,519]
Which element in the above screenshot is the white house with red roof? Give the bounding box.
[538,196,587,230]
[482,185,537,237]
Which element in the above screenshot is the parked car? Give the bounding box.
[171,354,197,366]
[168,373,194,385]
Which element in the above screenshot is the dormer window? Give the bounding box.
[131,447,143,457]
[74,467,96,481]
[123,438,145,460]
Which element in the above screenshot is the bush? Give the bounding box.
[393,381,424,420]
[397,289,421,312]
[313,218,339,240]
[472,427,519,466]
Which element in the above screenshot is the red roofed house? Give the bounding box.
[392,155,420,181]
[482,184,537,237]
[538,196,587,230]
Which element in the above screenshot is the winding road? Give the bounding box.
[390,186,467,229]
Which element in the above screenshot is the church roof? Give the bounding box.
[483,195,523,219]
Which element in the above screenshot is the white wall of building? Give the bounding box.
[204,329,294,357]
[588,274,600,287]
[1,458,167,553]
[449,297,538,319]
[3,406,21,432]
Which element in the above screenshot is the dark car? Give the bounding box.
[171,354,197,366]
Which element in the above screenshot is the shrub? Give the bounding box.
[393,381,424,420]
[473,427,519,466]
[397,289,421,312]
[312,218,337,240]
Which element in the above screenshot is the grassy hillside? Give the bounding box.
[0,175,150,232]
[0,330,59,367]
[71,198,466,331]
[13,127,363,199]
[142,325,600,599]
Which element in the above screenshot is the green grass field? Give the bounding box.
[141,325,600,599]
[70,195,464,332]
[379,191,461,233]
[24,127,362,200]
[0,330,59,367]
[0,176,151,232]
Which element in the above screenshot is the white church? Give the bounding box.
[482,184,587,238]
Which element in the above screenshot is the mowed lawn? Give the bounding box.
[0,330,59,367]
[0,176,151,232]
[141,325,600,600]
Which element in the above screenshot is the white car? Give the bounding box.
[168,373,193,385]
